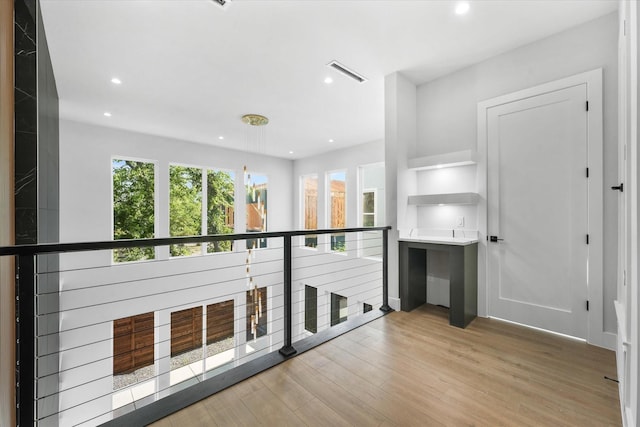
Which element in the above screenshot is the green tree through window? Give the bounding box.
[207,170,235,253]
[112,159,155,262]
[113,161,235,261]
[170,166,203,257]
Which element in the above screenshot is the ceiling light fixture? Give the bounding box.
[329,139,334,143]
[455,2,470,15]
[242,112,267,342]
[111,77,122,85]
[324,77,333,84]
[327,60,367,83]
[103,112,112,117]
[289,151,294,154]
[218,136,224,140]
[241,114,269,127]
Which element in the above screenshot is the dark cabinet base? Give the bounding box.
[399,241,477,328]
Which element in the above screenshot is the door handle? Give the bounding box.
[488,236,504,243]
[611,183,624,192]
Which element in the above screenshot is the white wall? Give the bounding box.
[57,119,294,426]
[415,165,478,231]
[414,12,619,332]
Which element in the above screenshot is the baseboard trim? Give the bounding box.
[601,331,617,351]
[388,297,401,311]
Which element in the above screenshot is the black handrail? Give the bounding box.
[2,226,391,426]
[0,226,391,256]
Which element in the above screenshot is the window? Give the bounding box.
[363,303,373,313]
[328,171,346,252]
[246,172,268,249]
[304,285,317,333]
[246,287,267,341]
[112,159,155,262]
[170,306,203,358]
[302,175,318,248]
[169,166,236,256]
[330,293,348,326]
[359,163,384,227]
[206,169,235,253]
[359,164,385,258]
[113,312,155,389]
[168,303,234,376]
[362,190,376,227]
[170,165,203,257]
[207,300,234,345]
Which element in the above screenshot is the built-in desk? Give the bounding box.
[399,237,478,328]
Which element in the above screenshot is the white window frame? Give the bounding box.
[111,156,159,264]
[361,188,377,227]
[300,174,319,250]
[326,170,347,253]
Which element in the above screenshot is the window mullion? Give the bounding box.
[201,168,207,255]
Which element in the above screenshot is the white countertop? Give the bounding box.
[398,236,478,246]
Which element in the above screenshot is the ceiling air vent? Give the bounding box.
[327,60,367,83]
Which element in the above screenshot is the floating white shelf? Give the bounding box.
[408,192,479,206]
[408,149,476,171]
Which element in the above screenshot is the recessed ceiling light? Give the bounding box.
[329,139,334,143]
[289,150,294,154]
[111,77,122,85]
[103,112,112,117]
[455,2,470,15]
[218,136,224,140]
[324,77,333,84]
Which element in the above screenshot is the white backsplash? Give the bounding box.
[399,228,478,240]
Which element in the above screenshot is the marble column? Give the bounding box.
[14,0,60,424]
[14,0,37,245]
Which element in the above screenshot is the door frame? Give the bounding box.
[616,1,639,424]
[477,69,610,348]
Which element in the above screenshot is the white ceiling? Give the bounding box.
[40,0,617,160]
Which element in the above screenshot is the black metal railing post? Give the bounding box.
[279,234,296,357]
[16,254,35,426]
[379,229,392,312]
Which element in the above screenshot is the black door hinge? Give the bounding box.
[586,300,590,311]
[586,101,589,111]
[586,167,589,178]
[586,234,589,245]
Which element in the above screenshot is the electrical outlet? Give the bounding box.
[456,216,464,228]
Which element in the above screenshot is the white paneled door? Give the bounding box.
[487,84,589,339]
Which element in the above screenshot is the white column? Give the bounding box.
[384,72,417,309]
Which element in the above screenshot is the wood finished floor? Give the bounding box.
[150,305,621,426]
